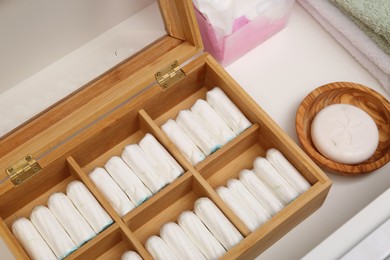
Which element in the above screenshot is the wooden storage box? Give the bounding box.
[0,0,331,259]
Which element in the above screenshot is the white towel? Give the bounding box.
[216,186,260,231]
[178,211,226,259]
[191,99,237,145]
[194,197,243,250]
[30,206,77,259]
[160,222,206,260]
[227,178,271,224]
[176,110,222,155]
[297,0,390,93]
[206,87,252,134]
[266,148,311,194]
[239,169,284,216]
[161,119,206,166]
[122,144,170,194]
[253,157,299,204]
[105,156,152,206]
[145,235,179,260]
[139,133,184,182]
[66,181,113,233]
[121,250,143,260]
[12,217,57,260]
[48,192,96,246]
[89,167,135,217]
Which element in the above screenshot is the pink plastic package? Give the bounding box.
[194,0,295,66]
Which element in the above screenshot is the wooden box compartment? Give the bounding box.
[0,0,331,259]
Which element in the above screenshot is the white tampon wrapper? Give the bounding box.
[122,144,170,194]
[121,250,143,260]
[226,179,271,225]
[216,186,260,232]
[30,206,77,259]
[105,156,152,206]
[176,110,222,156]
[239,169,283,216]
[48,192,96,247]
[266,148,311,194]
[253,157,299,205]
[194,197,243,250]
[139,133,184,182]
[66,181,113,233]
[160,222,206,260]
[191,99,237,145]
[12,218,57,260]
[89,167,135,217]
[161,119,206,165]
[145,235,179,260]
[206,87,252,134]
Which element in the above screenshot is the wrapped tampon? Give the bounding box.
[122,144,170,194]
[139,133,184,182]
[145,235,179,260]
[227,179,271,224]
[253,157,299,204]
[66,181,113,233]
[48,192,96,246]
[89,167,135,217]
[161,119,206,165]
[266,148,311,194]
[191,99,236,145]
[30,206,77,259]
[176,110,222,155]
[206,87,251,134]
[160,222,206,260]
[178,211,226,259]
[239,169,283,216]
[121,250,142,260]
[105,156,152,206]
[216,186,260,231]
[194,197,243,250]
[12,218,57,260]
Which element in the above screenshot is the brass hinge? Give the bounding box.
[155,60,185,89]
[6,155,42,186]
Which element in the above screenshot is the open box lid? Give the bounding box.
[0,0,203,193]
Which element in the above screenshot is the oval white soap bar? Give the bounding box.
[311,104,379,164]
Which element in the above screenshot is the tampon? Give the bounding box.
[194,197,243,250]
[105,156,152,206]
[266,148,311,194]
[216,186,260,231]
[122,144,170,194]
[191,99,236,144]
[139,133,184,182]
[176,110,222,155]
[66,181,113,233]
[48,192,96,246]
[12,217,56,260]
[239,169,283,216]
[160,222,206,260]
[121,250,143,260]
[178,211,226,259]
[161,119,206,165]
[253,157,299,204]
[145,235,179,260]
[206,87,251,134]
[30,206,77,259]
[226,179,271,225]
[89,167,135,217]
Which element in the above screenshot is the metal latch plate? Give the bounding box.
[6,155,42,186]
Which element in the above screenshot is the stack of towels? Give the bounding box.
[297,0,390,93]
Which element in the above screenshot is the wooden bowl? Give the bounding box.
[296,82,390,175]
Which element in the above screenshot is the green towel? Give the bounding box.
[330,0,390,55]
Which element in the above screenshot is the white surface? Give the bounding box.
[1,2,390,259]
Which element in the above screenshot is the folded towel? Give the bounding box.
[297,0,390,93]
[330,0,390,55]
